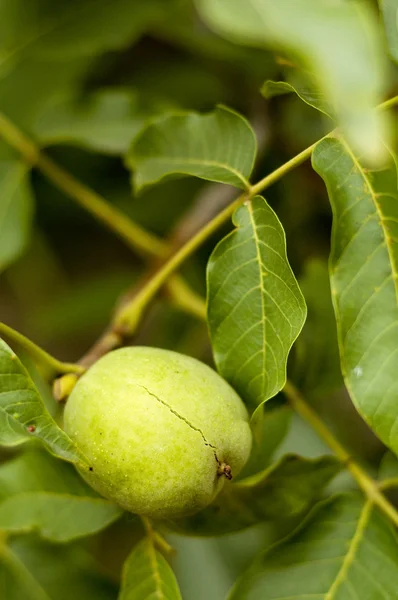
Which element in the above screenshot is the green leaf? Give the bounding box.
[0,449,122,541]
[0,448,91,501]
[0,338,86,466]
[312,136,398,455]
[294,259,343,396]
[0,0,165,62]
[0,0,167,130]
[33,90,162,156]
[261,79,331,117]
[207,195,307,411]
[196,0,389,162]
[0,159,33,273]
[229,493,398,599]
[238,405,292,479]
[378,451,398,481]
[379,0,398,63]
[170,454,340,536]
[127,106,257,192]
[0,493,122,543]
[119,538,182,600]
[0,537,118,600]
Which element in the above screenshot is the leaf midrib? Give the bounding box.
[324,500,372,599]
[146,539,165,600]
[340,138,398,319]
[247,202,266,401]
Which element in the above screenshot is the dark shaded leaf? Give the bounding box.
[230,493,398,599]
[170,454,340,536]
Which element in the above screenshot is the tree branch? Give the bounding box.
[283,380,398,528]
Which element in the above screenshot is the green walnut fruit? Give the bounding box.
[63,346,252,519]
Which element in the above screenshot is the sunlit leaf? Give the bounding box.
[313,136,398,455]
[33,90,163,156]
[127,106,257,192]
[229,493,398,599]
[207,195,306,411]
[379,0,398,63]
[119,538,182,600]
[196,0,389,162]
[0,159,33,273]
[170,454,340,536]
[0,338,86,467]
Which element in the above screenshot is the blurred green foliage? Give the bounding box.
[1,0,398,598]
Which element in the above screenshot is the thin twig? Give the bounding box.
[0,322,84,377]
[283,380,398,528]
[141,516,174,556]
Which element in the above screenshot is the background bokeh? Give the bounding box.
[1,0,397,597]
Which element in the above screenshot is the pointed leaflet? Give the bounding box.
[127,106,257,191]
[313,137,398,455]
[170,454,340,536]
[196,0,389,162]
[378,0,398,63]
[0,338,86,466]
[207,196,306,410]
[230,493,398,599]
[119,538,182,600]
[0,158,33,273]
